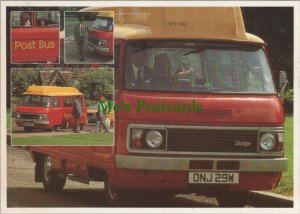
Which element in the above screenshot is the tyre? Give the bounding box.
[216,191,248,207]
[42,155,66,192]
[104,177,128,206]
[24,127,33,132]
[49,126,57,132]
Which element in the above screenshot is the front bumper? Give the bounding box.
[113,155,286,191]
[116,155,288,172]
[15,118,50,125]
[87,42,110,53]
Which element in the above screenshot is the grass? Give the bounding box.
[272,114,293,196]
[7,110,11,131]
[12,132,113,146]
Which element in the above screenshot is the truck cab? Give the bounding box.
[27,7,287,207]
[81,10,114,56]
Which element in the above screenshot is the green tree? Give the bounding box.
[80,69,113,100]
[11,69,41,97]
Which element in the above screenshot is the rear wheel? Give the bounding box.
[24,127,33,132]
[216,191,249,207]
[49,126,58,132]
[42,155,66,192]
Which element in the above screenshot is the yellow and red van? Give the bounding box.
[15,86,87,132]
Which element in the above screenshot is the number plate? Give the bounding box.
[189,172,239,184]
[23,121,33,127]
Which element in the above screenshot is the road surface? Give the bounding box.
[7,145,221,208]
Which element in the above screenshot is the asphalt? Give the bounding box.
[248,191,293,207]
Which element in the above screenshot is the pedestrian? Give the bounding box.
[95,95,110,132]
[72,97,82,133]
[74,16,90,61]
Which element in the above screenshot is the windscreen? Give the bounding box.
[21,95,51,107]
[92,17,113,31]
[124,41,275,94]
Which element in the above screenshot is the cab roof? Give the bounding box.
[23,86,83,96]
[81,7,264,44]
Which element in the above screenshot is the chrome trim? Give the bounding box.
[126,124,284,157]
[87,42,109,53]
[116,155,288,172]
[15,118,49,125]
[258,128,284,153]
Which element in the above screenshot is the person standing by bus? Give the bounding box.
[95,95,110,132]
[72,97,82,133]
[74,16,89,61]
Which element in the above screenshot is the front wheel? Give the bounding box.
[104,178,121,206]
[42,155,66,192]
[216,191,249,207]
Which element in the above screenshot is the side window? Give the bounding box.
[52,97,59,107]
[37,11,59,27]
[11,11,33,28]
[63,97,72,107]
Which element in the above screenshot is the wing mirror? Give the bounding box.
[279,70,288,92]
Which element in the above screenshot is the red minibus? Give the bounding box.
[16,86,87,132]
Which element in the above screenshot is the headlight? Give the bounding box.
[98,40,107,47]
[39,115,48,120]
[259,133,276,151]
[131,129,144,149]
[145,130,163,149]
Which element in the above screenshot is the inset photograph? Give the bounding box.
[64,11,114,64]
[11,68,114,146]
[10,11,60,64]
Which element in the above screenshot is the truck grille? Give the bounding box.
[21,114,39,120]
[167,128,258,153]
[87,36,99,46]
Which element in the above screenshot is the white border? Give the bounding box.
[1,1,300,214]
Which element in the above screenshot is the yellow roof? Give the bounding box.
[79,7,114,18]
[97,11,114,18]
[82,7,264,44]
[23,86,83,96]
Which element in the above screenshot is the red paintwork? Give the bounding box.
[16,96,87,131]
[112,170,281,191]
[27,38,285,193]
[88,29,113,56]
[11,12,59,63]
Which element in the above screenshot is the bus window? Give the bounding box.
[11,11,33,28]
[63,97,72,107]
[37,11,60,27]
